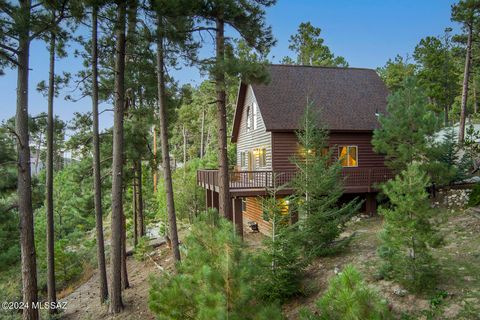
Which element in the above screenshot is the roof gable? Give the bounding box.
[231,64,388,142]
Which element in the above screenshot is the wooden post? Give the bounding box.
[365,193,377,216]
[232,197,243,239]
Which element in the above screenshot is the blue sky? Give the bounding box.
[0,0,459,130]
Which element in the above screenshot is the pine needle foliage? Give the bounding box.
[300,265,392,320]
[378,164,438,292]
[148,210,283,320]
[290,102,361,258]
[254,183,306,303]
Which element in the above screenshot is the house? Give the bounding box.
[197,64,394,235]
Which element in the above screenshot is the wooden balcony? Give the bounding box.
[197,167,394,196]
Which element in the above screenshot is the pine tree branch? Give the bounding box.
[0,49,19,66]
[0,43,18,54]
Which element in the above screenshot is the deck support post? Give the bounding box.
[365,193,377,216]
[206,189,213,210]
[212,191,219,212]
[231,197,243,239]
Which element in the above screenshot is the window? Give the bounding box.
[258,148,267,167]
[246,106,252,132]
[338,146,358,167]
[241,198,246,212]
[240,152,246,167]
[252,102,258,130]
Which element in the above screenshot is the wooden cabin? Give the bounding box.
[197,64,393,235]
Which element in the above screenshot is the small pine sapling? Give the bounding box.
[378,164,439,292]
[300,265,392,320]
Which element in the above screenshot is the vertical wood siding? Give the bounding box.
[272,131,387,171]
[236,85,272,170]
[242,197,271,235]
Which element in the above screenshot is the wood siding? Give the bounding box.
[236,85,272,170]
[272,131,387,171]
[242,197,271,235]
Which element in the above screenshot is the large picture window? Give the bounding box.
[338,146,358,167]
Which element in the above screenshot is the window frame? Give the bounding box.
[338,145,358,167]
[246,106,252,132]
[258,148,267,167]
[252,102,258,130]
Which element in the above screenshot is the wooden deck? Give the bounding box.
[197,167,394,195]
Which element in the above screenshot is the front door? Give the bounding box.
[248,150,255,180]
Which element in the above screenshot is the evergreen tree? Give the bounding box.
[451,0,480,143]
[376,55,416,92]
[378,164,438,292]
[282,22,348,67]
[413,32,460,125]
[196,0,276,220]
[372,78,438,173]
[149,211,283,319]
[110,0,127,314]
[254,184,306,302]
[290,102,360,258]
[300,265,392,320]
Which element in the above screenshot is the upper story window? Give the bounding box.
[246,103,258,132]
[338,146,358,167]
[252,102,258,130]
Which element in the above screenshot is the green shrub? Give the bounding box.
[300,265,392,320]
[467,183,480,207]
[134,236,152,261]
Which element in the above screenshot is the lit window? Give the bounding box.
[258,148,267,167]
[338,146,358,167]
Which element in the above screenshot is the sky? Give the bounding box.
[0,0,460,130]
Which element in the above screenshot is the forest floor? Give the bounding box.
[58,209,480,320]
[283,210,480,319]
[59,242,175,320]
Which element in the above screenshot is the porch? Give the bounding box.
[196,167,394,196]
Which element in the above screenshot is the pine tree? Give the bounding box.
[254,182,306,302]
[300,265,392,320]
[290,102,360,258]
[110,0,127,313]
[89,0,108,303]
[148,211,284,319]
[372,78,438,173]
[378,164,438,292]
[282,22,348,67]
[196,0,276,219]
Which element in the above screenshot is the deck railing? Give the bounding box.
[197,167,394,191]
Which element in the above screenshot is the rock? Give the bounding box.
[393,287,408,297]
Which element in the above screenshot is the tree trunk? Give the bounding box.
[153,127,158,192]
[46,28,57,315]
[133,171,138,246]
[109,1,126,314]
[458,23,473,144]
[156,15,181,262]
[91,5,108,304]
[200,106,205,158]
[121,206,129,289]
[474,75,478,114]
[16,1,39,319]
[135,160,144,238]
[215,17,231,219]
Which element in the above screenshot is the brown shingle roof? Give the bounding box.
[232,64,388,142]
